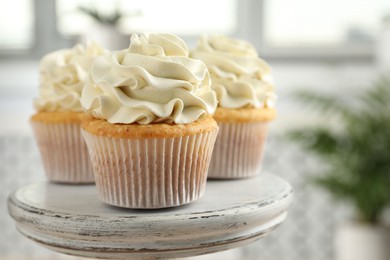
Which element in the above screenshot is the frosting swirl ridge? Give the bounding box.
[81,33,217,124]
[34,43,106,112]
[191,35,276,109]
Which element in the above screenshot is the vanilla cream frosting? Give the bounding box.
[81,33,217,125]
[191,35,277,109]
[34,43,106,112]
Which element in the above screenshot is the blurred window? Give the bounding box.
[2,0,389,59]
[263,0,390,48]
[57,0,237,36]
[0,0,34,49]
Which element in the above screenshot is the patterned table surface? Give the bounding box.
[8,173,293,259]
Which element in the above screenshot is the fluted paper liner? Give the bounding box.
[81,129,218,209]
[31,122,94,183]
[208,122,269,179]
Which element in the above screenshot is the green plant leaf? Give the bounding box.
[292,90,354,120]
[287,77,390,224]
[78,6,123,25]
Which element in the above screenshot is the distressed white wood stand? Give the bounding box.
[8,173,293,260]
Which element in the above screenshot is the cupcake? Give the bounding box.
[31,42,106,183]
[80,33,219,209]
[191,35,277,179]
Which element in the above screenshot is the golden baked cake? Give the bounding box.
[80,33,219,209]
[31,43,105,183]
[191,35,277,179]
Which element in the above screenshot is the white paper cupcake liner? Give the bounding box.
[81,129,218,209]
[31,122,94,183]
[208,122,269,179]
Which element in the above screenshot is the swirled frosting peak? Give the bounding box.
[191,35,277,109]
[81,33,217,125]
[34,42,106,112]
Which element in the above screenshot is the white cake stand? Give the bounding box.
[8,173,293,259]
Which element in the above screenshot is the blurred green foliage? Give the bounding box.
[78,6,123,25]
[288,77,390,224]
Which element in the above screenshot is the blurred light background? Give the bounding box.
[1,0,390,259]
